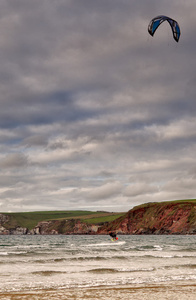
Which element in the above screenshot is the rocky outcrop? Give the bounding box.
[32,219,100,235]
[0,225,28,235]
[0,214,10,234]
[10,227,28,235]
[0,216,100,235]
[0,226,9,234]
[98,201,196,235]
[0,214,9,225]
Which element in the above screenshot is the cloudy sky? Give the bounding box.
[0,0,196,212]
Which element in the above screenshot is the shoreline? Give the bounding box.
[1,281,196,300]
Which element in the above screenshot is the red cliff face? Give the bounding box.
[98,201,196,235]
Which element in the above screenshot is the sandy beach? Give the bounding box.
[1,281,196,300]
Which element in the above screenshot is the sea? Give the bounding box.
[0,235,196,297]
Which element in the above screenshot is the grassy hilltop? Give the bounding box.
[1,210,124,230]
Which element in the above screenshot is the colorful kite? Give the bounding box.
[148,15,181,42]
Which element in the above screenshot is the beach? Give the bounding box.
[1,281,196,299]
[0,235,195,299]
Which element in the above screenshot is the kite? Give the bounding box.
[148,15,181,42]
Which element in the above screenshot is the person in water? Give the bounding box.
[109,231,118,241]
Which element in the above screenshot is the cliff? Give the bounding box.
[0,200,196,235]
[0,214,100,235]
[32,219,99,235]
[98,200,196,235]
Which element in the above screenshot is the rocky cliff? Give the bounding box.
[0,200,196,235]
[98,201,196,235]
[0,215,100,235]
[32,219,100,235]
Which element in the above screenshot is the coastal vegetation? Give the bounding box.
[1,210,123,230]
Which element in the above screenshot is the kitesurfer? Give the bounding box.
[109,231,118,241]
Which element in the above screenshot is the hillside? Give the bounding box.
[0,200,196,235]
[98,200,196,235]
[0,210,124,234]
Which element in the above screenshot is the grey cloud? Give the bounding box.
[0,1,196,212]
[124,183,159,197]
[86,181,122,201]
[23,135,48,148]
[0,153,29,168]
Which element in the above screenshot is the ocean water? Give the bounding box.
[0,235,196,293]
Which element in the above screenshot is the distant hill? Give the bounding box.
[0,199,196,235]
[0,210,124,234]
[98,199,196,235]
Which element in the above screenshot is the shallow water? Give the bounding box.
[0,235,195,293]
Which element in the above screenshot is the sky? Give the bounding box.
[0,0,196,212]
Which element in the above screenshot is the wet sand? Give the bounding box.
[1,281,196,300]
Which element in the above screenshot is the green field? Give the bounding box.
[1,210,125,230]
[83,213,125,224]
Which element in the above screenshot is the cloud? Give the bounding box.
[23,135,48,148]
[124,183,159,197]
[0,153,28,169]
[86,181,123,201]
[0,1,196,212]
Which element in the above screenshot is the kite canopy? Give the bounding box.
[148,15,181,42]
